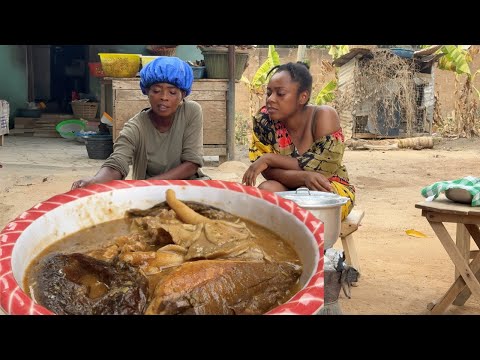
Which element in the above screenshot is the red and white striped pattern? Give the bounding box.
[0,180,324,315]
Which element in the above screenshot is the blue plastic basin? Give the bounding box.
[391,48,414,59]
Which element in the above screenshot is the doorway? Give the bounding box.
[30,45,89,114]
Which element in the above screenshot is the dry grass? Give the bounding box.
[433,78,480,138]
[357,49,416,134]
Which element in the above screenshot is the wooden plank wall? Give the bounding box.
[107,79,228,147]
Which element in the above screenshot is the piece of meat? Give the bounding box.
[86,244,119,262]
[145,260,302,315]
[184,221,263,260]
[185,237,267,261]
[131,216,179,246]
[140,251,185,275]
[119,251,157,265]
[127,201,238,221]
[157,220,267,261]
[119,245,186,275]
[126,203,171,218]
[187,238,266,261]
[156,222,203,248]
[115,232,157,251]
[187,203,238,221]
[34,253,148,315]
[203,221,253,244]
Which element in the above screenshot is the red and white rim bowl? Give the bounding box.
[0,180,324,315]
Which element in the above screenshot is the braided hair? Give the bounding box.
[267,61,312,102]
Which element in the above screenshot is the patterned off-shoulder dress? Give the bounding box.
[249,106,355,220]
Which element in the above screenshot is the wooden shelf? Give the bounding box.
[100,78,230,162]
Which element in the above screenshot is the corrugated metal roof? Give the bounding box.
[414,45,442,57]
[333,47,444,68]
[332,48,373,67]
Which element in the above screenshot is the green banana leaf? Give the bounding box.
[315,80,337,105]
[251,45,280,89]
[440,45,471,75]
[328,45,349,60]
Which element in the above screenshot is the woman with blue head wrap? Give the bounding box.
[140,56,194,96]
[72,56,208,189]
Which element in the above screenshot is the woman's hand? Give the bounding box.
[242,158,269,187]
[71,177,95,190]
[71,167,123,190]
[304,172,333,192]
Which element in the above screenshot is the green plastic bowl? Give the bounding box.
[56,119,87,139]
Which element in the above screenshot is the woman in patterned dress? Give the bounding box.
[242,62,355,219]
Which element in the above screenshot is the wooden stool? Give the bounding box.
[340,209,365,272]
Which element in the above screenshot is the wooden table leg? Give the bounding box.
[453,223,472,305]
[455,224,470,280]
[429,251,480,314]
[453,224,480,306]
[428,221,480,314]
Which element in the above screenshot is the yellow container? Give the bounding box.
[98,53,141,78]
[141,55,159,68]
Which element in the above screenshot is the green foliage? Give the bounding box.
[235,113,250,145]
[421,45,471,75]
[314,80,337,105]
[241,45,281,117]
[249,45,281,90]
[328,45,350,60]
[439,45,471,75]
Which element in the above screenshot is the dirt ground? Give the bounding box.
[1,135,480,315]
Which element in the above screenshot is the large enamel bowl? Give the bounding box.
[0,180,324,315]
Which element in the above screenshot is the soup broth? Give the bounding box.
[24,201,302,315]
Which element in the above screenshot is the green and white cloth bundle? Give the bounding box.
[421,176,480,206]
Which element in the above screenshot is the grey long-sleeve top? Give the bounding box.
[101,100,204,180]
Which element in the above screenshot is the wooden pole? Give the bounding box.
[297,45,307,62]
[227,45,236,161]
[26,45,34,102]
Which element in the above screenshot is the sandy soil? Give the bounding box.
[1,135,480,315]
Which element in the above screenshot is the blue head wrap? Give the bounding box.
[140,56,194,96]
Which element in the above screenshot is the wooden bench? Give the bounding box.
[340,209,365,272]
